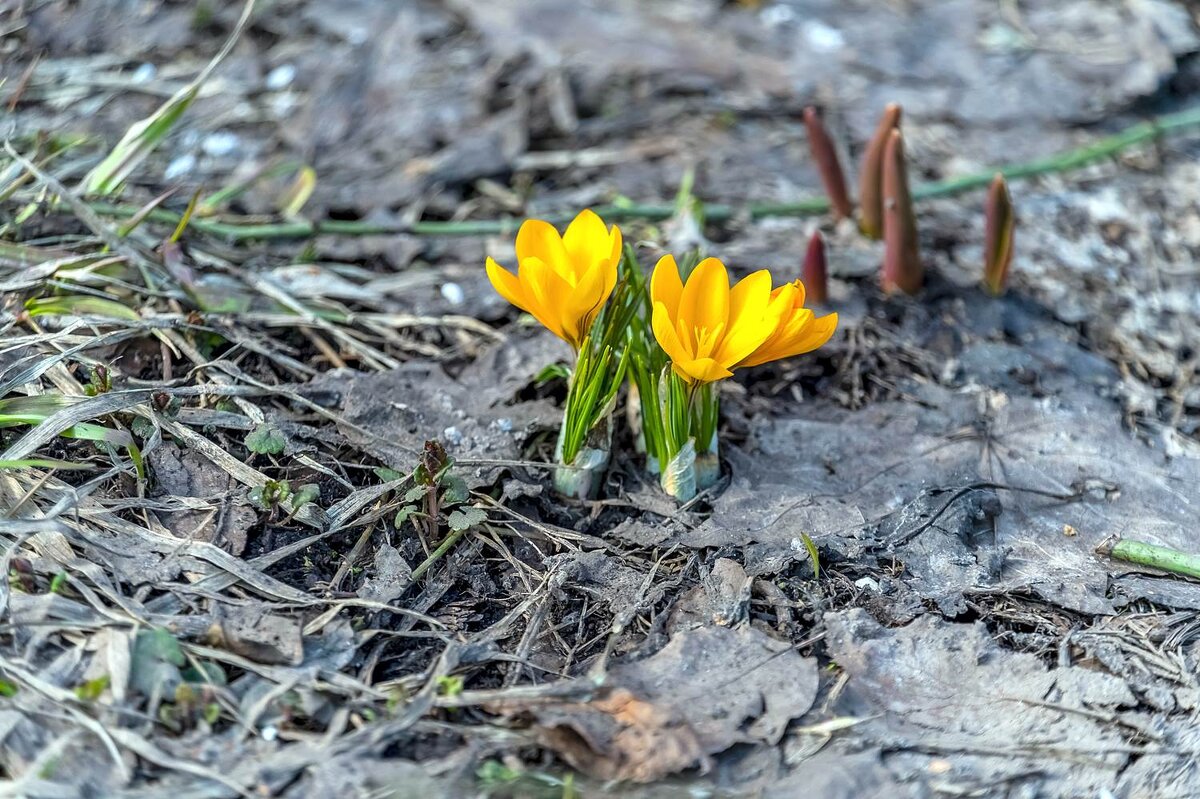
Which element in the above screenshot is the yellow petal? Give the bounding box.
[672,357,733,384]
[714,269,775,367]
[519,256,572,344]
[737,284,801,368]
[607,223,624,274]
[562,209,610,274]
[486,257,528,312]
[650,254,684,313]
[566,260,615,344]
[652,301,692,366]
[516,219,573,283]
[678,257,730,335]
[781,311,839,358]
[789,279,807,308]
[740,307,838,368]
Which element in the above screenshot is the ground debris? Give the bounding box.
[527,624,818,782]
[214,606,303,666]
[149,441,257,556]
[824,609,1141,793]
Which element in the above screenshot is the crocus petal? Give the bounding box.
[486,257,529,313]
[650,254,685,315]
[603,224,622,299]
[519,257,572,344]
[779,311,839,358]
[652,300,692,366]
[607,223,624,276]
[678,257,730,338]
[672,357,733,384]
[516,219,574,283]
[790,279,807,308]
[738,283,802,368]
[562,210,611,275]
[714,269,775,367]
[565,260,615,344]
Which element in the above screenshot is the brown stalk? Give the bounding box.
[803,107,853,220]
[858,102,902,240]
[881,129,922,294]
[983,173,1015,295]
[802,230,828,305]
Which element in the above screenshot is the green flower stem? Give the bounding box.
[1096,536,1200,580]
[78,105,1200,240]
[552,337,626,500]
[649,372,722,502]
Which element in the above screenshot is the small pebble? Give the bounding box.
[443,426,463,445]
[164,153,197,181]
[265,64,296,91]
[760,4,795,27]
[854,577,880,592]
[131,62,157,83]
[261,725,278,742]
[202,131,240,158]
[440,282,465,306]
[802,20,845,52]
[491,418,513,433]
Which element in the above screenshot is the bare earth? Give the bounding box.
[2,1,1200,797]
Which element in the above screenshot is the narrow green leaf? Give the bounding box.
[0,458,93,470]
[800,532,821,580]
[24,295,140,321]
[279,166,317,217]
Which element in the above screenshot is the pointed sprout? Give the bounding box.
[881,129,922,294]
[983,173,1015,296]
[803,107,853,220]
[858,103,902,240]
[803,230,828,305]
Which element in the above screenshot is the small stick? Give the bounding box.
[409,526,469,583]
[1096,535,1200,580]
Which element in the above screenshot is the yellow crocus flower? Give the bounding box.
[650,255,838,383]
[650,255,790,384]
[738,280,838,368]
[485,210,622,350]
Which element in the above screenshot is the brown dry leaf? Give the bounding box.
[528,625,818,782]
[533,688,707,783]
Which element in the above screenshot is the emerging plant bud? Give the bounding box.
[858,103,902,240]
[881,129,922,294]
[803,230,828,305]
[803,107,853,220]
[983,173,1015,296]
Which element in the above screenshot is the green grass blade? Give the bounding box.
[24,295,140,321]
[80,0,256,195]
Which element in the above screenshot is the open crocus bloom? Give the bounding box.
[738,279,838,368]
[485,210,622,350]
[651,255,837,384]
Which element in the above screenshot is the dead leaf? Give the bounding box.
[527,625,818,781]
[534,688,706,783]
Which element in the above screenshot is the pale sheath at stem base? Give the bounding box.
[553,410,613,500]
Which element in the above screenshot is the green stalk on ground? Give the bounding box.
[71,104,1200,241]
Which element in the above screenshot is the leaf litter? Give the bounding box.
[0,1,1199,797]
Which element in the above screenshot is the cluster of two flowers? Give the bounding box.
[486,209,837,501]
